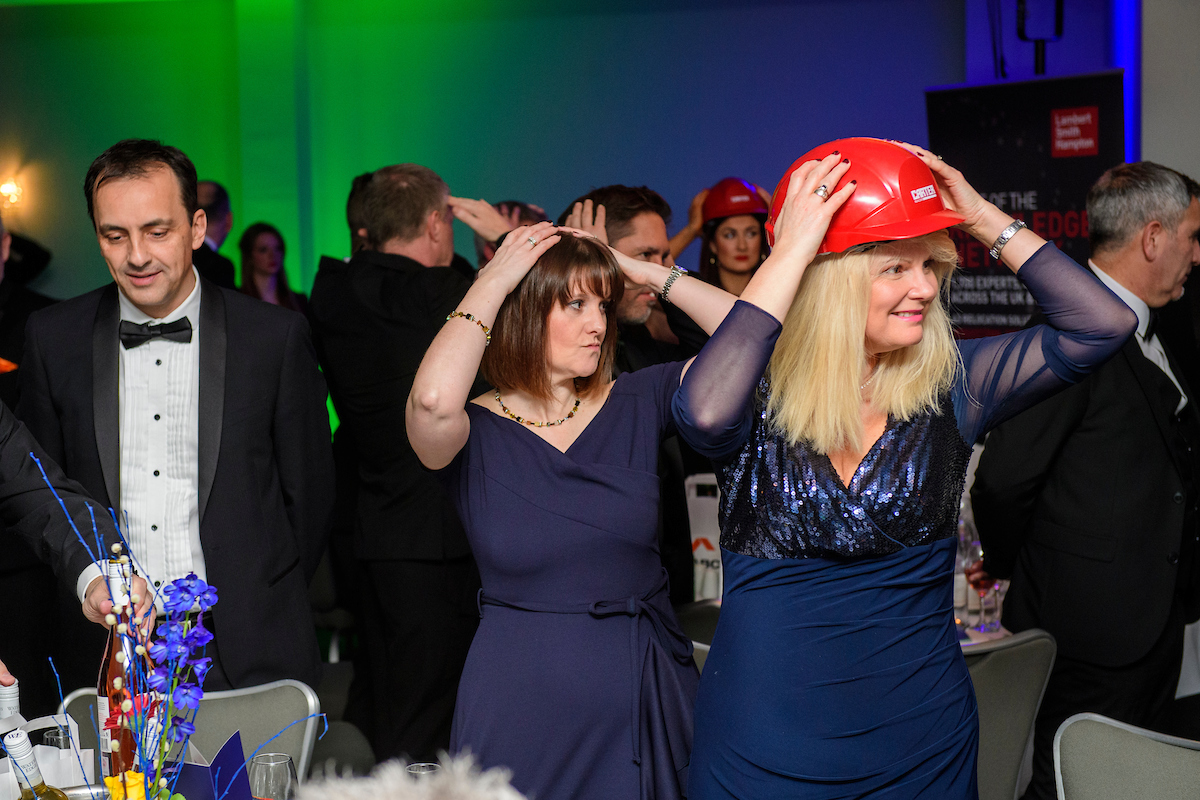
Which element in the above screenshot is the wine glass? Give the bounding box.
[406,762,441,778]
[968,557,999,633]
[248,753,298,800]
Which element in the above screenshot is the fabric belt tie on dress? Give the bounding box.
[478,569,696,800]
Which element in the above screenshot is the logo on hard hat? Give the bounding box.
[730,194,751,203]
[910,185,938,203]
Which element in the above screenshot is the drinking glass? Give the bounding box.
[406,762,440,778]
[248,753,298,800]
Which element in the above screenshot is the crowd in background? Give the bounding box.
[0,136,1197,800]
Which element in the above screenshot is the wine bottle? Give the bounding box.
[0,680,19,721]
[97,559,137,779]
[3,729,68,800]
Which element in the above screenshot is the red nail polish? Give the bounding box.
[833,150,840,155]
[842,158,850,164]
[851,180,858,184]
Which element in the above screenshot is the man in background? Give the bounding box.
[972,161,1200,799]
[309,165,513,762]
[194,180,236,288]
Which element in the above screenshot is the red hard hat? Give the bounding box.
[702,177,768,224]
[765,137,964,254]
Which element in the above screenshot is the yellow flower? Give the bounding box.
[104,771,147,800]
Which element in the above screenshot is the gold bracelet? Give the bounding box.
[446,311,491,346]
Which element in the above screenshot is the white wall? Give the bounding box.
[1142,0,1200,181]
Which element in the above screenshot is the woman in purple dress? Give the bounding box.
[406,223,737,800]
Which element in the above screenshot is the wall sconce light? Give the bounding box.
[0,180,21,207]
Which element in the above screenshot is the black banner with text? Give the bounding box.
[926,71,1125,337]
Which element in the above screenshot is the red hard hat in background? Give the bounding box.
[765,138,965,254]
[702,177,769,224]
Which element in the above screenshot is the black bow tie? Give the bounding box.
[119,318,193,349]
[1144,309,1160,341]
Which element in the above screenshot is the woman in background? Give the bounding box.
[239,222,307,314]
[695,177,771,297]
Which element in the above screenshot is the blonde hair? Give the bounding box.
[766,231,961,454]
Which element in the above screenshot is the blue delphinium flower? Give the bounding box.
[161,573,201,614]
[172,683,203,711]
[195,582,219,612]
[189,657,213,685]
[149,637,189,663]
[147,666,173,692]
[166,716,196,743]
[183,621,213,650]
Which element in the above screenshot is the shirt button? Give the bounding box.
[153,470,160,477]
[151,525,158,531]
[1173,491,1184,504]
[154,414,161,421]
[1168,552,1181,565]
[155,359,162,366]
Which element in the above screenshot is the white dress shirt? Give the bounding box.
[1091,261,1188,414]
[117,269,207,591]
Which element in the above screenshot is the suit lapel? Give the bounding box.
[92,285,120,512]
[198,280,226,523]
[1123,338,1190,475]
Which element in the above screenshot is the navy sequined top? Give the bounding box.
[673,243,1137,561]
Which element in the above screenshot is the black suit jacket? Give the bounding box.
[309,251,481,561]
[0,399,119,590]
[0,278,56,573]
[18,279,335,688]
[972,330,1200,667]
[193,243,237,290]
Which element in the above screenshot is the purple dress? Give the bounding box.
[443,361,699,800]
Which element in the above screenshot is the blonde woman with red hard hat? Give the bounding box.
[666,138,1137,798]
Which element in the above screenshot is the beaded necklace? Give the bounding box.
[495,390,581,427]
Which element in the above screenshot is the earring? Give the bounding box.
[708,253,717,268]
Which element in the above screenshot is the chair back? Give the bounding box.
[60,688,102,780]
[1055,712,1200,799]
[60,679,320,782]
[190,679,320,780]
[961,629,1056,800]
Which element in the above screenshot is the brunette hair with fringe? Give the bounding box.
[482,235,623,401]
[766,231,961,455]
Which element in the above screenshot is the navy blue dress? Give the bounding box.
[443,361,699,800]
[672,244,1136,799]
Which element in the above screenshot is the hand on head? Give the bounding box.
[769,152,857,267]
[891,142,989,234]
[448,196,517,243]
[478,221,561,294]
[563,200,608,244]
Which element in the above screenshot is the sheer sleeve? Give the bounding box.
[954,243,1136,444]
[672,300,782,460]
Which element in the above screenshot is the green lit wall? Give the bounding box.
[0,0,966,301]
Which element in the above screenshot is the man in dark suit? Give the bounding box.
[19,139,335,694]
[193,180,236,289]
[309,165,512,762]
[971,161,1200,800]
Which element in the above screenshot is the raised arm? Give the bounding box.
[672,154,856,459]
[895,145,1138,441]
[407,221,560,469]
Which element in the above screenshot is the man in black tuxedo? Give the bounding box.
[972,161,1200,800]
[19,139,335,694]
[310,165,515,762]
[193,180,236,289]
